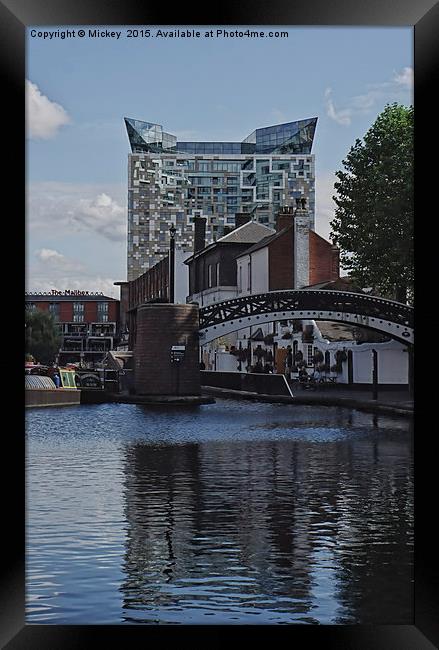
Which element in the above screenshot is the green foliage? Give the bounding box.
[330,103,413,302]
[25,309,61,365]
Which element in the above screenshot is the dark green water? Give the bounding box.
[26,399,413,625]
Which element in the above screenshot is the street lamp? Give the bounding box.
[169,224,176,303]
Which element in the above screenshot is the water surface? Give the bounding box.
[26,399,413,625]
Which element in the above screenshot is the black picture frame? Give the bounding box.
[2,0,435,646]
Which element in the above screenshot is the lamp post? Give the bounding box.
[169,224,176,304]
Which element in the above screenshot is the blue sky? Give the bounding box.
[27,26,413,297]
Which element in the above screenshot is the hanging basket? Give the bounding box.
[254,346,266,358]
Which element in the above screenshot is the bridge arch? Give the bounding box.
[198,290,413,346]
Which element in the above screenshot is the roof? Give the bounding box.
[316,321,390,343]
[301,277,365,293]
[184,221,275,264]
[217,221,275,244]
[235,225,292,257]
[125,116,318,155]
[25,294,118,302]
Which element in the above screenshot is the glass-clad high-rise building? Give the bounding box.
[125,117,317,280]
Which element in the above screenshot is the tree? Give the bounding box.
[25,309,61,365]
[330,103,413,303]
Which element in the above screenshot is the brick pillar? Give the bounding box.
[134,303,200,395]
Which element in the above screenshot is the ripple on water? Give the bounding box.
[26,399,413,625]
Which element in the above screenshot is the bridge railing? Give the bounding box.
[199,290,413,330]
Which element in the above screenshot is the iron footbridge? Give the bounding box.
[198,290,413,346]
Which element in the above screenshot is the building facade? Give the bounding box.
[115,248,191,351]
[125,116,317,279]
[185,215,276,307]
[25,291,120,366]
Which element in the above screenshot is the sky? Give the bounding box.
[27,26,413,298]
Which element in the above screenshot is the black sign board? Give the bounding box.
[170,345,185,363]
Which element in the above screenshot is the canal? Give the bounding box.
[26,399,413,625]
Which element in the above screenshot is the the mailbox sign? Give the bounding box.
[170,345,186,363]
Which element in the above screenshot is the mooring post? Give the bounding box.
[169,224,176,304]
[372,349,378,400]
[408,346,414,399]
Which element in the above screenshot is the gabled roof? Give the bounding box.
[217,221,275,244]
[302,277,364,293]
[235,225,292,258]
[184,220,275,264]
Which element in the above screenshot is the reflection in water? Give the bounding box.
[119,416,412,624]
[26,400,413,625]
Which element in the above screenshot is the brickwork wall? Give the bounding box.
[134,304,200,395]
[309,232,340,285]
[268,227,294,290]
[59,302,73,322]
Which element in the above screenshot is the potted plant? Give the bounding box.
[281,331,292,340]
[253,345,265,359]
[335,350,348,363]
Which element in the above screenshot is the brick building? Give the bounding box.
[236,202,339,294]
[186,214,276,306]
[25,291,120,366]
[115,249,191,351]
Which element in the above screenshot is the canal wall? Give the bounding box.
[25,388,81,408]
[201,371,413,417]
[201,370,292,396]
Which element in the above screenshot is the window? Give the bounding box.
[25,302,36,311]
[307,344,314,366]
[247,260,252,292]
[238,265,242,292]
[216,262,220,287]
[97,302,109,323]
[208,264,213,288]
[49,302,60,321]
[73,302,84,323]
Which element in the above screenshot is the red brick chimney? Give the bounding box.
[194,216,207,253]
[235,212,251,229]
[276,205,294,232]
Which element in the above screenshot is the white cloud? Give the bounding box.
[26,80,71,139]
[28,182,127,242]
[28,248,120,297]
[393,66,413,87]
[34,248,85,271]
[36,248,65,262]
[76,193,126,241]
[324,67,413,127]
[26,273,120,299]
[324,88,352,126]
[315,170,337,242]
